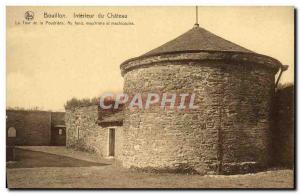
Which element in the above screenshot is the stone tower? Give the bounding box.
[120,24,282,174]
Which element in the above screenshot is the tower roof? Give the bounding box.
[120,24,282,76]
[142,25,254,57]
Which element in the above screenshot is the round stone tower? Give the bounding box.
[120,24,282,174]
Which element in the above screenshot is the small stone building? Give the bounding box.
[65,105,124,159]
[120,24,282,174]
[6,110,66,146]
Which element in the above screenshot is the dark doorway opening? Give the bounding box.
[108,128,115,156]
[51,128,66,146]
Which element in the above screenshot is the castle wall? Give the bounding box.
[51,112,65,127]
[6,110,52,146]
[271,85,294,168]
[122,60,275,174]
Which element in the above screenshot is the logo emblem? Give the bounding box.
[24,11,34,21]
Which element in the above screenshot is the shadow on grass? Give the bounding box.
[7,148,110,168]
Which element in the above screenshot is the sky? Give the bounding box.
[6,6,294,111]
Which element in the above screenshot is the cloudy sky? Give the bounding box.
[6,6,294,111]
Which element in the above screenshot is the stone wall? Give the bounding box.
[121,59,276,174]
[65,105,123,158]
[220,64,274,174]
[271,85,294,168]
[114,126,123,160]
[6,110,52,146]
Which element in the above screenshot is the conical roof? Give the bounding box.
[120,24,282,76]
[142,24,254,57]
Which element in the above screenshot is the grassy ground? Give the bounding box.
[6,146,294,189]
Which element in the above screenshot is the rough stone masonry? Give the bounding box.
[119,24,282,175]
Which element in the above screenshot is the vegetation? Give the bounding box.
[64,97,99,110]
